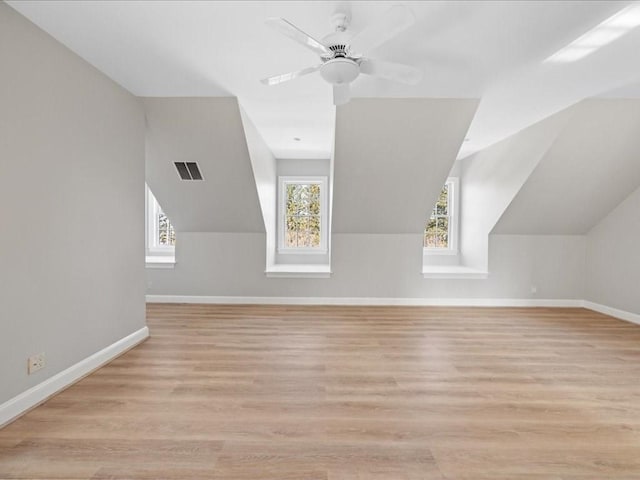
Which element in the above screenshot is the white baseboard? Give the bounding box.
[0,326,149,428]
[146,295,583,308]
[583,301,640,326]
[147,295,640,328]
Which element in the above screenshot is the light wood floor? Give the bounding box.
[1,305,640,479]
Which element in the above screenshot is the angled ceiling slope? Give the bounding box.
[459,107,573,270]
[493,99,640,235]
[332,98,478,234]
[144,97,265,233]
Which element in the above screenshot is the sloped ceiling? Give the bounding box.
[144,97,265,233]
[493,99,640,234]
[460,107,573,269]
[9,1,637,161]
[332,98,478,234]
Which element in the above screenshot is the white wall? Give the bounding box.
[0,3,145,403]
[586,185,640,314]
[240,107,277,266]
[460,107,571,271]
[147,233,585,300]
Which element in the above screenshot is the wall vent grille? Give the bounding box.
[174,162,203,180]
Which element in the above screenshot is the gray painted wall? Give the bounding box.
[0,3,146,403]
[144,97,265,233]
[147,233,585,300]
[332,98,478,234]
[586,185,640,314]
[494,100,640,234]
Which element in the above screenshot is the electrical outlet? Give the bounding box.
[28,353,45,374]
[531,285,538,295]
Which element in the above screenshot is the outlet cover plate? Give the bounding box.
[28,353,45,374]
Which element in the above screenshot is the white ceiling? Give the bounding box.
[7,0,640,159]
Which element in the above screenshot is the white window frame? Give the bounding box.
[277,176,328,254]
[424,177,459,256]
[145,185,175,258]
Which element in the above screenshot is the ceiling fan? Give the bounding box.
[261,5,422,106]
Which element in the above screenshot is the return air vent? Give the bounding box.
[174,162,203,181]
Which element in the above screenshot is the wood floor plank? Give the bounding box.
[1,304,640,478]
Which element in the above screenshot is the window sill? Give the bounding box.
[146,256,176,269]
[277,248,329,255]
[422,265,488,279]
[265,264,331,278]
[423,248,459,256]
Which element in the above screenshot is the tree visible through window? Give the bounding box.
[157,210,176,247]
[285,183,321,248]
[424,183,451,249]
[278,176,327,253]
[146,185,176,256]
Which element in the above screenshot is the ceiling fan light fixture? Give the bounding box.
[262,5,420,105]
[319,58,359,85]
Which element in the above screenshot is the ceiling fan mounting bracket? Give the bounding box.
[330,10,350,32]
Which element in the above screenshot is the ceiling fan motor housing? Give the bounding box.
[320,58,360,85]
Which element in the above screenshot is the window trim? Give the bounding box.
[145,185,175,258]
[424,177,459,256]
[277,176,328,255]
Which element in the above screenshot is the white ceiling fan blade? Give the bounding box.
[359,58,422,85]
[265,17,330,56]
[333,83,351,106]
[260,65,321,86]
[349,5,415,54]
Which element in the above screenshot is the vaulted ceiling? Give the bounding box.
[8,0,640,160]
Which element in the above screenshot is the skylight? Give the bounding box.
[545,3,640,63]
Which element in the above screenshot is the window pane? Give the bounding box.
[309,195,320,215]
[309,216,321,247]
[147,186,176,251]
[423,233,433,248]
[437,217,449,248]
[437,231,448,248]
[287,184,302,215]
[424,217,436,247]
[310,184,320,206]
[296,216,310,234]
[286,216,298,247]
[157,211,176,246]
[282,181,323,249]
[424,181,453,249]
[436,185,448,215]
[298,231,311,247]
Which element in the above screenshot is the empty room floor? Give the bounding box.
[1,304,640,479]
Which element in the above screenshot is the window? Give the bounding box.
[278,176,328,253]
[146,185,175,257]
[424,178,458,253]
